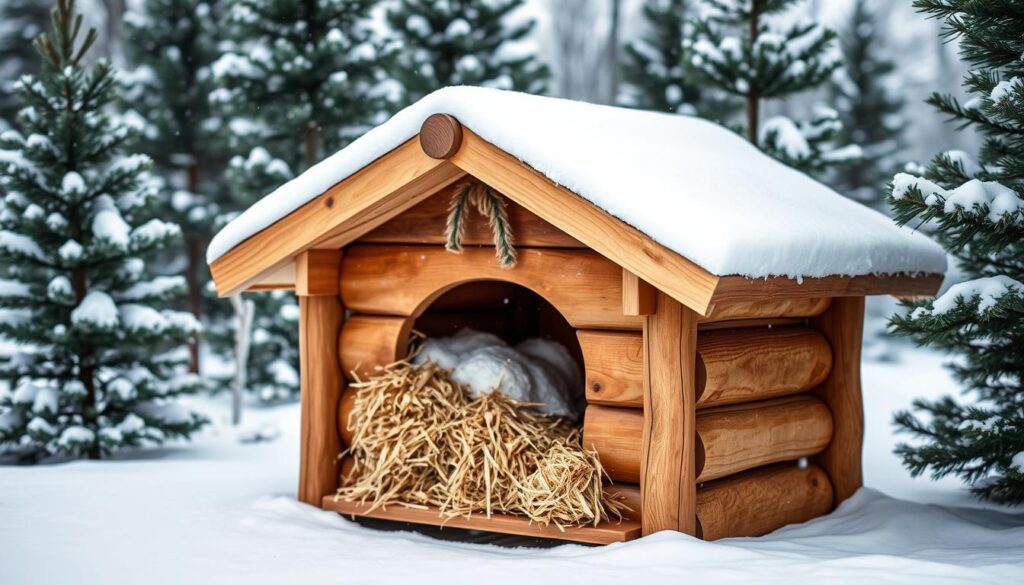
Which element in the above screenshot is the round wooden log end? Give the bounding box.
[338,386,357,446]
[419,113,463,159]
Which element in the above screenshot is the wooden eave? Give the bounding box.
[208,117,943,316]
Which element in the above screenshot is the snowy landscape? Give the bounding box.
[3,0,1024,583]
[3,348,1023,584]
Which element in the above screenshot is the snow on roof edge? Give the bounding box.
[207,86,947,281]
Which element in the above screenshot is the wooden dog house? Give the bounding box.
[207,88,946,544]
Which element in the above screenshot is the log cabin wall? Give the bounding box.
[331,182,858,542]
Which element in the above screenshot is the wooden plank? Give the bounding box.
[209,139,465,296]
[639,292,698,536]
[338,315,414,381]
[703,297,831,323]
[696,464,834,541]
[248,261,296,290]
[579,330,644,407]
[622,269,656,316]
[697,317,806,332]
[584,395,834,484]
[358,183,584,248]
[581,327,832,409]
[450,129,720,315]
[712,273,943,304]
[295,249,341,297]
[810,296,865,506]
[298,295,344,506]
[340,244,642,330]
[321,498,642,545]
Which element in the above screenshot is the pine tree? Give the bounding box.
[830,0,907,206]
[888,0,1024,505]
[121,0,228,372]
[385,0,549,105]
[0,0,205,461]
[619,0,735,120]
[0,0,51,127]
[686,0,859,176]
[211,0,392,165]
[208,0,391,402]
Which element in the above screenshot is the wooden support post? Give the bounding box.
[297,249,345,507]
[295,249,342,296]
[810,296,865,506]
[622,269,656,316]
[640,291,698,536]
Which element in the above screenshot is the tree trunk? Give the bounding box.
[229,294,255,426]
[606,0,622,105]
[305,121,320,170]
[746,0,763,144]
[184,161,203,374]
[102,0,126,63]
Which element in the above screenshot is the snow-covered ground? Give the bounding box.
[2,349,1022,584]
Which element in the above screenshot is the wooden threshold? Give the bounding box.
[322,496,642,545]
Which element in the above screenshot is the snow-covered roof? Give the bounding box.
[208,87,946,279]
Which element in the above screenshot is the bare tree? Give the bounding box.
[101,0,126,62]
[607,0,623,104]
[544,0,608,103]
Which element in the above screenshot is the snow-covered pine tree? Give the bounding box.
[121,0,228,372]
[830,0,906,206]
[385,0,549,105]
[0,0,205,461]
[0,0,51,127]
[208,0,391,402]
[887,0,1024,505]
[687,0,859,176]
[619,0,735,120]
[211,0,392,163]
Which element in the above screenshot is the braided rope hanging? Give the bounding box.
[444,182,517,268]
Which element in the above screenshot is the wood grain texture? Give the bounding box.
[584,395,834,484]
[298,295,344,506]
[338,315,414,381]
[580,327,832,409]
[695,395,834,482]
[639,292,698,536]
[696,464,834,541]
[696,327,833,407]
[712,273,943,304]
[340,244,642,330]
[450,129,720,315]
[605,483,642,521]
[703,297,831,322]
[295,249,342,297]
[419,113,463,159]
[358,183,584,248]
[338,385,356,447]
[339,455,357,486]
[622,269,656,316]
[210,140,465,296]
[321,497,642,544]
[579,330,644,407]
[810,296,866,506]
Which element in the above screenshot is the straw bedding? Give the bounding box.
[334,359,628,529]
